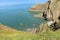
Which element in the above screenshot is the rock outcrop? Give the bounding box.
[47,0,60,22]
[29,0,60,32]
[30,0,60,23]
[29,4,48,12]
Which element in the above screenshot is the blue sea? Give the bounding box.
[0,4,45,31]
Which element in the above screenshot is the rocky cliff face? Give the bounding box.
[41,0,60,22]
[29,4,48,12]
[48,0,60,22]
[29,0,60,32]
[30,0,60,23]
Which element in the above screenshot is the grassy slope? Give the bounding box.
[0,30,37,40]
[0,29,60,40]
[0,24,60,40]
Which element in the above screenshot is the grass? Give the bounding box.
[0,29,60,40]
[0,30,37,40]
[0,23,60,40]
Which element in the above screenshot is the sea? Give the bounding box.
[0,4,45,31]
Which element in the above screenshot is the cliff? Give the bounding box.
[30,0,60,23]
[46,0,60,22]
[29,0,60,31]
[29,4,48,12]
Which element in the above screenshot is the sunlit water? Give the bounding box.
[0,4,45,31]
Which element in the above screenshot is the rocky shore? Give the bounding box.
[0,24,17,31]
[30,0,60,22]
[29,0,60,33]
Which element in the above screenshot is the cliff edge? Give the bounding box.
[29,0,60,31]
[30,0,60,22]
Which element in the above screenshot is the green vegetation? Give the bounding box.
[0,30,37,40]
[0,28,60,40]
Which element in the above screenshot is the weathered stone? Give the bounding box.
[29,4,48,12]
[29,0,60,32]
[30,0,60,22]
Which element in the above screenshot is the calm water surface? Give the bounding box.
[0,4,45,30]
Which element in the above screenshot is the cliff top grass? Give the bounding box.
[0,24,60,40]
[0,29,60,40]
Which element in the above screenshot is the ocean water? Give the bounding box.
[0,4,45,31]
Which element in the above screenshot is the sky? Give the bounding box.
[0,0,48,6]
